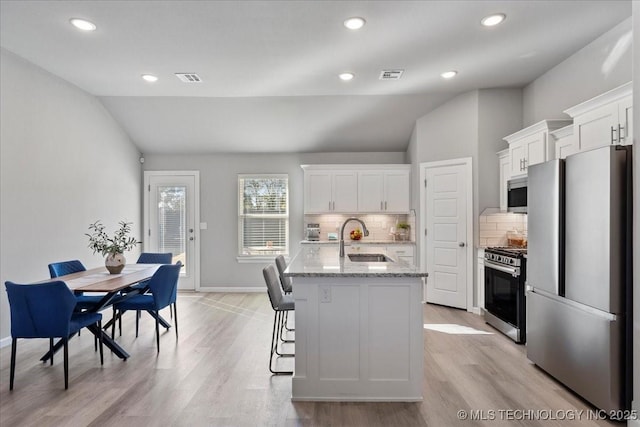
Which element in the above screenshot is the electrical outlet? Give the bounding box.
[320,285,331,303]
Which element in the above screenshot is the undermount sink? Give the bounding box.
[347,253,393,263]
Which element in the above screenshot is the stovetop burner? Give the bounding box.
[486,246,527,257]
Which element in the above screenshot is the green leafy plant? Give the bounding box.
[397,222,410,230]
[86,220,140,256]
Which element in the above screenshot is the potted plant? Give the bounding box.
[86,220,141,274]
[396,222,410,241]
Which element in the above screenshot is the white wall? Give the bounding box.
[409,89,522,307]
[522,17,632,126]
[142,151,404,289]
[477,89,523,214]
[632,1,639,421]
[0,50,142,342]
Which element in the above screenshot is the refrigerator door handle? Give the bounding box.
[485,260,520,277]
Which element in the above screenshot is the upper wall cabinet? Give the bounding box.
[504,119,573,179]
[302,165,411,214]
[358,169,410,213]
[303,168,358,213]
[551,124,576,160]
[564,82,632,152]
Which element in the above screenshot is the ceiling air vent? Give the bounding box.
[175,73,202,83]
[379,69,404,80]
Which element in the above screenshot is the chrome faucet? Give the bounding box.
[339,217,370,257]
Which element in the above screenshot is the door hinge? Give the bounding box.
[148,184,151,192]
[424,178,427,188]
[148,229,151,237]
[424,228,427,236]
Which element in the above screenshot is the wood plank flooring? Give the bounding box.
[0,293,620,426]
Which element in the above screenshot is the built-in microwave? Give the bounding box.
[507,177,527,213]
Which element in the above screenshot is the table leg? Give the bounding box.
[146,310,171,329]
[40,332,77,362]
[86,323,130,359]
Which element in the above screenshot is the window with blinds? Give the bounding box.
[238,174,288,257]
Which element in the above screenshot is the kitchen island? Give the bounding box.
[284,245,428,402]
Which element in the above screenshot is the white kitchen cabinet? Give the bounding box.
[497,149,510,212]
[303,169,357,213]
[564,82,632,152]
[504,120,572,179]
[357,169,410,213]
[303,164,410,214]
[551,124,576,160]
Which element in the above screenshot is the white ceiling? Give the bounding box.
[0,1,632,154]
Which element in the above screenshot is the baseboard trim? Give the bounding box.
[0,336,12,349]
[198,287,265,293]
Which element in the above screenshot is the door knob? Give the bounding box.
[459,242,465,247]
[189,237,194,241]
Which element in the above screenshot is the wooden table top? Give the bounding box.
[42,264,162,292]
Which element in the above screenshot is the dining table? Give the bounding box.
[38,263,164,361]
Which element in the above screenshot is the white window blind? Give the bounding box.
[238,174,288,257]
[157,186,187,269]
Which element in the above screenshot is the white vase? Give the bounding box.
[105,253,126,274]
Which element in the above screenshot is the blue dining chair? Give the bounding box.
[113,252,174,336]
[5,281,104,390]
[48,260,104,311]
[111,263,181,353]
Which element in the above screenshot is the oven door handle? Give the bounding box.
[485,260,520,277]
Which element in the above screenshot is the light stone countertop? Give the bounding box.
[284,245,428,278]
[299,240,415,245]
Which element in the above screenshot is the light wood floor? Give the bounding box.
[0,293,619,426]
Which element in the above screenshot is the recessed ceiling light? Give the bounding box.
[69,18,96,31]
[481,13,506,27]
[339,72,355,81]
[141,74,158,83]
[441,71,458,79]
[344,17,366,30]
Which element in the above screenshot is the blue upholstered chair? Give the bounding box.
[113,252,174,336]
[111,263,181,353]
[131,252,173,294]
[5,281,104,390]
[48,260,104,310]
[263,264,294,375]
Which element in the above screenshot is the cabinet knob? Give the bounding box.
[459,242,466,247]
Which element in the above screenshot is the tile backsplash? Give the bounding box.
[479,208,527,247]
[304,213,415,242]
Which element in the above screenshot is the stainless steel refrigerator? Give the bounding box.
[526,145,632,412]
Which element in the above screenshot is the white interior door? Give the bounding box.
[144,171,200,290]
[423,161,471,309]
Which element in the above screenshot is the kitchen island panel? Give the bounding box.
[291,276,423,402]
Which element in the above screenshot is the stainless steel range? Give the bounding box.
[484,247,527,343]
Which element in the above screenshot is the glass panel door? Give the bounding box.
[145,173,198,290]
